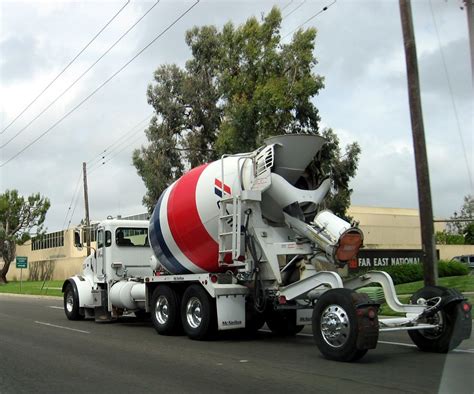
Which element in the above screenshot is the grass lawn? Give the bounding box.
[395,275,474,295]
[0,280,64,297]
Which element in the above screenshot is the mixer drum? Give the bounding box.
[149,158,241,274]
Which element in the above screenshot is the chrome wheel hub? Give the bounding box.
[320,304,350,348]
[155,295,169,325]
[186,297,202,329]
[66,293,74,313]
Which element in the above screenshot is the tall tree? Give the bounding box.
[134,7,360,217]
[0,190,50,284]
[448,194,474,244]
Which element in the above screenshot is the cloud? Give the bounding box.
[0,35,51,82]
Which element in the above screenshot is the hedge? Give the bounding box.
[354,260,469,285]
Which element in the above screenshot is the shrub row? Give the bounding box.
[377,260,469,285]
[350,260,469,285]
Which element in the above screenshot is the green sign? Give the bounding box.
[16,256,28,269]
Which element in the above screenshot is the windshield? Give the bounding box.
[115,228,149,247]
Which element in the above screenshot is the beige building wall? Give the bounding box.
[7,229,92,281]
[348,205,473,260]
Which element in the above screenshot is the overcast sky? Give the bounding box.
[0,0,472,232]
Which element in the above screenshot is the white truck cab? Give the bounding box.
[63,220,153,321]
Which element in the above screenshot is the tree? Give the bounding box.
[134,7,361,218]
[447,195,473,242]
[0,190,50,284]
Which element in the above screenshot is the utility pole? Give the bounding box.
[399,0,437,286]
[83,162,91,256]
[465,0,474,86]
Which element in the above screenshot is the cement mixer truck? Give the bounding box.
[63,134,472,362]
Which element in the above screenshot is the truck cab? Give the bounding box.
[63,219,153,320]
[82,219,153,283]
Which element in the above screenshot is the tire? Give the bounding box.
[64,283,83,321]
[408,286,467,353]
[266,309,303,336]
[312,288,376,362]
[151,285,182,335]
[181,285,216,340]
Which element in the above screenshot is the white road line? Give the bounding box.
[261,329,474,354]
[35,321,90,334]
[378,340,474,354]
[48,306,63,310]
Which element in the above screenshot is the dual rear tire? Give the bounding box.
[151,284,216,339]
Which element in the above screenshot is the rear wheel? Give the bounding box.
[181,285,216,340]
[64,284,83,321]
[151,285,182,335]
[408,286,471,353]
[312,288,378,362]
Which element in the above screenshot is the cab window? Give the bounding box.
[105,231,112,247]
[115,228,148,247]
[97,229,104,249]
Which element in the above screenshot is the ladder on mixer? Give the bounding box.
[218,195,242,267]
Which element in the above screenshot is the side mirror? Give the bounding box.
[74,230,82,248]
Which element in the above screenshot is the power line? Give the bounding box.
[63,171,84,229]
[428,0,473,192]
[283,0,306,19]
[88,113,153,172]
[0,1,130,135]
[90,130,147,174]
[0,0,200,168]
[0,0,160,150]
[87,113,152,167]
[282,0,336,39]
[280,0,294,13]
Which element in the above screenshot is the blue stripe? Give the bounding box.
[214,187,222,198]
[149,188,192,274]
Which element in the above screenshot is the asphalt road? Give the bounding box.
[0,294,473,394]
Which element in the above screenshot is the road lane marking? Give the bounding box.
[261,329,474,354]
[48,306,63,310]
[35,321,90,334]
[378,340,474,354]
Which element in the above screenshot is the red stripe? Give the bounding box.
[167,164,220,272]
[223,184,231,195]
[215,178,222,188]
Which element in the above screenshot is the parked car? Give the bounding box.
[451,255,474,268]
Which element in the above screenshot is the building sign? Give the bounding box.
[348,249,433,271]
[16,256,28,269]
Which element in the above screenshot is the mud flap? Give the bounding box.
[352,292,380,350]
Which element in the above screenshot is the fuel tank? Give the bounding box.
[149,134,327,274]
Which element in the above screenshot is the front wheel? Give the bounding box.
[181,285,216,340]
[408,286,472,353]
[312,288,379,362]
[64,283,83,321]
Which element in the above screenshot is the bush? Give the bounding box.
[355,260,469,285]
[381,264,423,285]
[438,260,469,277]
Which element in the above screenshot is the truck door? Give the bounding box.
[96,228,111,281]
